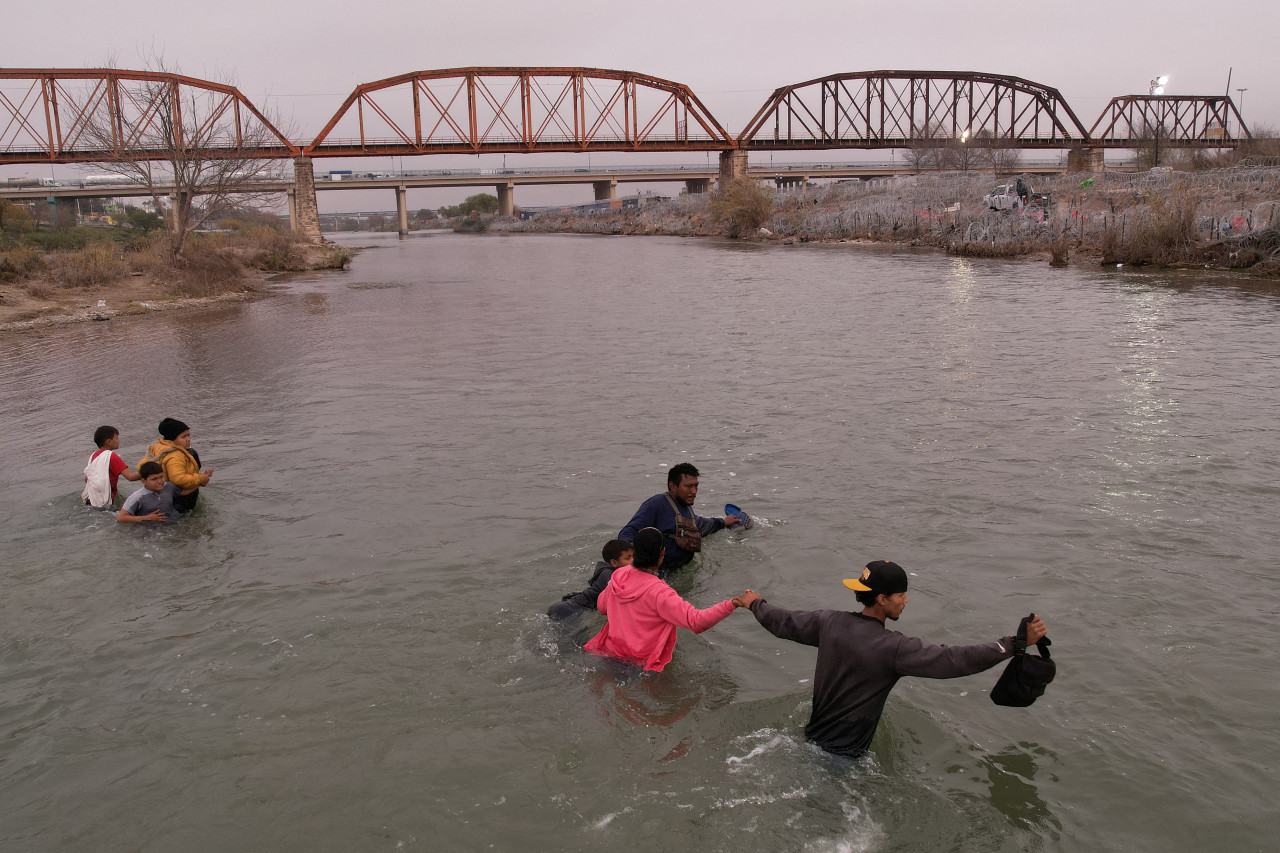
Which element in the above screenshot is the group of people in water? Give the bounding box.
[550,462,1049,759]
[83,439,1048,759]
[81,418,213,523]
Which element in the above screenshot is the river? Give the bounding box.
[2,231,1278,852]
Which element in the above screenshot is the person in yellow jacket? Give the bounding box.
[141,418,213,514]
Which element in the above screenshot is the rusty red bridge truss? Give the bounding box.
[0,68,297,164]
[739,71,1091,149]
[1090,95,1248,147]
[305,67,734,156]
[0,67,1253,166]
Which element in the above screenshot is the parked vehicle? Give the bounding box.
[983,178,1050,212]
[983,179,1029,210]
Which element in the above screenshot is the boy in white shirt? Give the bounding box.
[83,425,140,507]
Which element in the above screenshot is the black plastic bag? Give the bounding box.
[990,613,1055,707]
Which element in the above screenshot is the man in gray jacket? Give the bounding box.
[734,560,1047,758]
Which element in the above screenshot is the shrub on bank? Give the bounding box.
[452,218,489,233]
[1099,191,1198,265]
[1050,236,1072,267]
[316,247,353,269]
[51,242,126,287]
[0,246,45,282]
[710,177,774,238]
[171,235,244,297]
[1,200,36,235]
[242,226,312,271]
[947,240,1036,258]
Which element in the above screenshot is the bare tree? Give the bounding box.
[938,138,980,172]
[1127,120,1172,169]
[969,130,1022,174]
[903,124,943,171]
[79,58,295,259]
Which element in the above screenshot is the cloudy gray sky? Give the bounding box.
[5,0,1275,211]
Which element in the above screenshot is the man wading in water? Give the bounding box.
[618,463,740,578]
[734,560,1048,758]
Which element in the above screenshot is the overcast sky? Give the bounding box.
[5,0,1276,210]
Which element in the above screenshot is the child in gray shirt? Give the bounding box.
[117,461,180,523]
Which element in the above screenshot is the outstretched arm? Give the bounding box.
[695,513,726,537]
[652,586,736,634]
[111,453,140,482]
[894,635,1013,679]
[747,598,826,647]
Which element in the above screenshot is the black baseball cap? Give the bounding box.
[843,560,909,596]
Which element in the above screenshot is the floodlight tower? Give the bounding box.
[1149,75,1169,166]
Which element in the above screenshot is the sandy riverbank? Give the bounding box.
[0,240,352,334]
[0,272,273,333]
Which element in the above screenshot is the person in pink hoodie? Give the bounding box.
[584,527,749,672]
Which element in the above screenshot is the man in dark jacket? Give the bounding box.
[734,560,1047,758]
[619,463,740,577]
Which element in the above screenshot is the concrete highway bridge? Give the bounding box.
[2,159,1085,229]
[0,67,1252,236]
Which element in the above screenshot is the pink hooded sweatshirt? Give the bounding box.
[584,565,736,672]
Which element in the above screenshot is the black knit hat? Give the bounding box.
[632,527,666,569]
[158,418,189,441]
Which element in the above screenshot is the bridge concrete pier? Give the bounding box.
[50,197,77,229]
[395,186,409,237]
[1067,147,1105,172]
[684,178,711,194]
[291,157,323,242]
[593,180,617,201]
[496,182,515,216]
[718,150,749,188]
[775,176,808,190]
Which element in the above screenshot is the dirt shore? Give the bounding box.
[0,272,276,333]
[0,241,353,334]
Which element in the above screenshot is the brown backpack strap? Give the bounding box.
[664,494,702,551]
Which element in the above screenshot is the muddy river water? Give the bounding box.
[2,231,1278,851]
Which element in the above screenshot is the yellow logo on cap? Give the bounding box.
[842,567,874,592]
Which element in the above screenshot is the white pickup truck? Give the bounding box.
[983,180,1028,210]
[983,179,1050,212]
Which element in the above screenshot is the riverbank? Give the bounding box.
[495,164,1280,276]
[0,231,353,333]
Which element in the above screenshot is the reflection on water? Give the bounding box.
[980,743,1061,834]
[2,233,1279,852]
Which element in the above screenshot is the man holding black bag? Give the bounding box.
[734,560,1048,759]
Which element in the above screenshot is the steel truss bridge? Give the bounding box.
[0,67,1253,166]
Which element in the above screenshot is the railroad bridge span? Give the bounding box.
[0,67,1252,238]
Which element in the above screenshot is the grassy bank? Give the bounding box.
[0,215,354,329]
